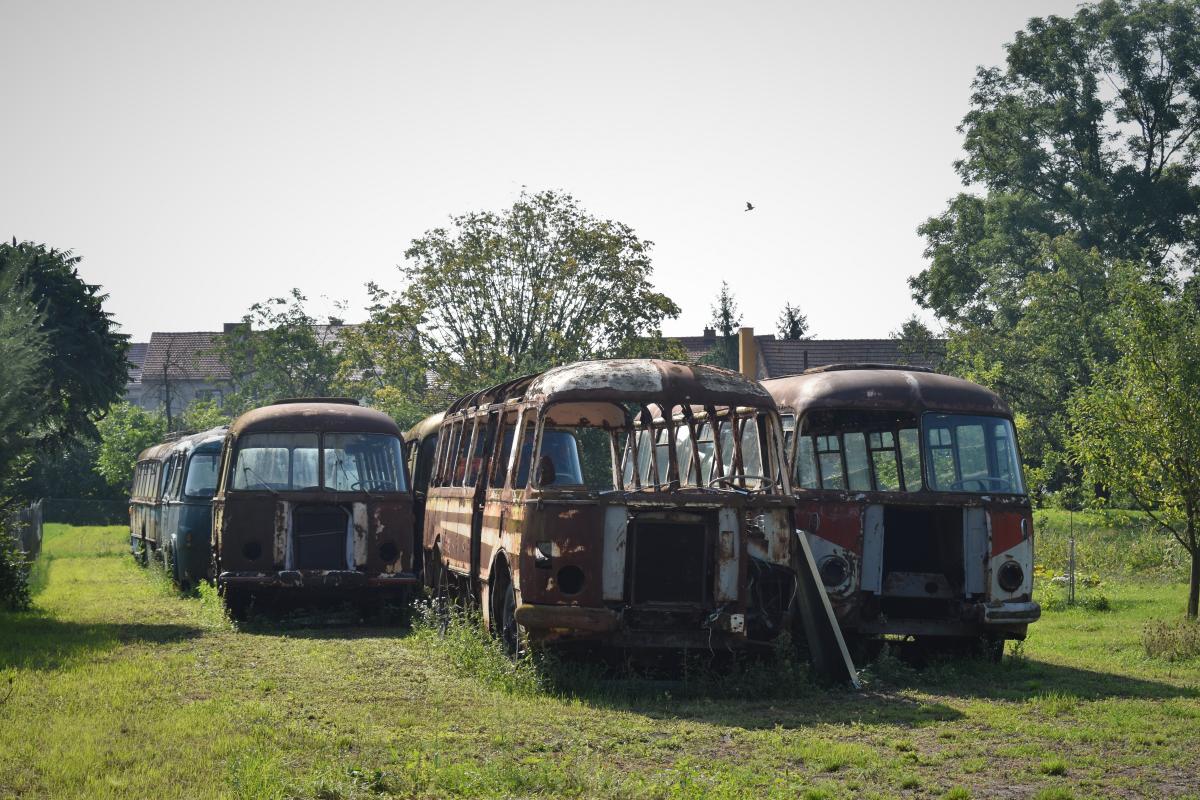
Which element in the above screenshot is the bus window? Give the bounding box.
[844,432,870,491]
[815,435,844,490]
[795,436,818,489]
[899,428,922,491]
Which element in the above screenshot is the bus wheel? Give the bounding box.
[224,588,251,621]
[430,548,450,635]
[492,564,525,661]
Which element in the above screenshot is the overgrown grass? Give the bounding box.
[1034,508,1190,580]
[1,524,1199,798]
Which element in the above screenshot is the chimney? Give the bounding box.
[738,327,758,379]
[703,327,716,340]
[223,322,246,333]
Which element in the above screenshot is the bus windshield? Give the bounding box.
[922,413,1024,494]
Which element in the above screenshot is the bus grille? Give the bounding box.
[292,505,348,570]
[630,521,709,604]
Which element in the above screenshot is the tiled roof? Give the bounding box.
[757,338,943,377]
[126,342,149,385]
[675,334,775,362]
[141,332,229,381]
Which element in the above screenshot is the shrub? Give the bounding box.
[0,520,32,611]
[1142,619,1200,662]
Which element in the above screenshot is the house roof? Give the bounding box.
[756,338,943,378]
[126,342,149,385]
[141,332,229,381]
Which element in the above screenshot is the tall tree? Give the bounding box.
[214,289,343,413]
[777,302,810,340]
[704,281,742,370]
[889,315,944,368]
[0,240,128,445]
[394,189,680,395]
[0,261,47,492]
[1069,270,1200,617]
[909,0,1200,490]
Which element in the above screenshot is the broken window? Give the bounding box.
[323,433,407,493]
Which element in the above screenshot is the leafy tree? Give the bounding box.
[0,240,129,445]
[96,403,167,490]
[214,289,343,413]
[0,262,47,492]
[389,189,680,396]
[777,303,810,340]
[1069,271,1200,617]
[180,399,231,432]
[909,0,1200,490]
[889,315,944,369]
[703,281,742,369]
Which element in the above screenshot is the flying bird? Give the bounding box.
[745,202,755,212]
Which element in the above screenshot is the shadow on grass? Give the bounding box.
[0,612,205,672]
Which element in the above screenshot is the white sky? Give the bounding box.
[1,0,1082,343]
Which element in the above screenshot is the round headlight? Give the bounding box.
[819,555,850,588]
[997,560,1024,592]
[556,565,585,595]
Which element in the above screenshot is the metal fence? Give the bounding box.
[11,499,44,559]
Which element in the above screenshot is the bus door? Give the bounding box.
[467,410,499,587]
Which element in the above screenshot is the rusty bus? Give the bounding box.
[763,365,1039,659]
[407,359,800,655]
[129,441,176,566]
[211,399,418,617]
[147,427,227,589]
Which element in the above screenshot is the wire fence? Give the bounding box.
[10,499,44,560]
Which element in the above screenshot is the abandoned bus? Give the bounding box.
[415,359,797,654]
[763,365,1039,658]
[211,399,417,617]
[153,426,227,590]
[129,441,176,565]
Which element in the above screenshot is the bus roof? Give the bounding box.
[403,411,445,443]
[762,365,1010,417]
[445,359,775,415]
[229,401,401,438]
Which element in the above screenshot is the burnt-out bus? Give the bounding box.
[129,441,176,564]
[763,365,1039,658]
[211,399,418,617]
[154,427,226,590]
[412,359,798,654]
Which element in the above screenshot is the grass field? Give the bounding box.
[1,524,1198,799]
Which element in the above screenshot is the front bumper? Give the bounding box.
[513,603,752,647]
[219,570,419,589]
[980,600,1041,624]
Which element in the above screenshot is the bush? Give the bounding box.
[0,522,32,611]
[1142,619,1200,662]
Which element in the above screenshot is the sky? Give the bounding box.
[1,0,1083,343]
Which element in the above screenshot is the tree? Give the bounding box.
[214,289,343,413]
[703,281,742,369]
[0,261,47,493]
[393,189,680,395]
[0,240,129,445]
[889,315,944,368]
[180,399,231,432]
[909,0,1200,490]
[1069,271,1200,617]
[777,303,810,340]
[96,403,167,490]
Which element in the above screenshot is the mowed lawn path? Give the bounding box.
[1,525,1198,800]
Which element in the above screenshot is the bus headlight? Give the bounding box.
[997,561,1024,592]
[819,555,850,589]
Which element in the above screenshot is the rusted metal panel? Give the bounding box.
[860,504,883,594]
[716,508,739,602]
[601,505,627,601]
[963,507,988,595]
[763,365,1010,418]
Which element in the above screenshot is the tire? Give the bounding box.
[492,564,525,661]
[430,547,450,635]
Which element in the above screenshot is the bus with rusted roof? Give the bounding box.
[763,365,1039,659]
[408,359,800,655]
[211,399,417,617]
